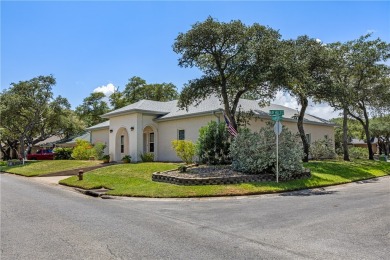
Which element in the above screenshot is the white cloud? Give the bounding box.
[93,83,115,97]
[315,38,322,43]
[271,91,341,120]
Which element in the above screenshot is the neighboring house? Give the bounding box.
[349,138,378,154]
[85,96,336,162]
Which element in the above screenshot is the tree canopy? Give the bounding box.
[280,36,333,162]
[324,35,390,160]
[75,92,110,127]
[109,76,179,109]
[173,17,283,129]
[0,75,84,159]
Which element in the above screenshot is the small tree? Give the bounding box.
[230,124,304,180]
[197,121,231,165]
[71,139,96,160]
[171,140,196,164]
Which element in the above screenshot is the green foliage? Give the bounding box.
[140,152,154,162]
[309,138,336,160]
[59,160,389,198]
[173,17,282,130]
[197,121,231,165]
[93,142,106,160]
[0,75,83,158]
[102,154,110,162]
[330,117,365,150]
[53,147,73,160]
[122,155,131,163]
[230,124,304,180]
[178,164,187,173]
[171,140,196,164]
[71,139,97,160]
[349,147,369,159]
[75,92,110,127]
[109,76,179,109]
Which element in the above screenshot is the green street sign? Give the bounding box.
[270,110,284,121]
[269,110,284,116]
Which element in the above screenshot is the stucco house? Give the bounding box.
[86,96,335,162]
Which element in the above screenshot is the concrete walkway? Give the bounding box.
[31,175,70,185]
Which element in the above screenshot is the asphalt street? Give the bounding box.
[1,173,389,260]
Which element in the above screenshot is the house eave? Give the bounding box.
[101,109,169,119]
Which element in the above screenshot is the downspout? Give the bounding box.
[213,110,221,123]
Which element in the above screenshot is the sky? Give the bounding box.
[2,1,390,120]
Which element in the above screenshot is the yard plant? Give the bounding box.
[59,160,389,198]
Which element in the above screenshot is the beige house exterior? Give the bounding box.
[86,96,335,162]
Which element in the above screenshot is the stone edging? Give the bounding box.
[152,169,311,186]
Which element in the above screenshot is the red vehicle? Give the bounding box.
[27,149,55,160]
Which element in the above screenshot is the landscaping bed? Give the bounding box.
[59,160,389,198]
[152,165,311,185]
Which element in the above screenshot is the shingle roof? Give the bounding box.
[100,96,334,126]
[101,100,177,118]
[86,120,110,131]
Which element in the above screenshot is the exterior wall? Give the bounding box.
[157,114,219,161]
[353,143,378,154]
[247,118,335,146]
[108,114,138,162]
[90,128,109,154]
[106,112,335,162]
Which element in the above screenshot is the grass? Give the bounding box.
[59,160,390,198]
[0,160,102,177]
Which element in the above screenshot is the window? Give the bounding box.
[306,133,311,144]
[178,130,185,140]
[120,135,124,153]
[149,133,154,153]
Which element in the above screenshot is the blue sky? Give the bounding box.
[2,1,390,119]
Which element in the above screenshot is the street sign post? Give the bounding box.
[270,110,284,183]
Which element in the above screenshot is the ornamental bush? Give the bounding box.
[93,142,106,160]
[349,147,368,159]
[309,138,336,160]
[171,140,196,164]
[71,139,97,160]
[197,121,231,165]
[230,124,304,180]
[53,147,73,160]
[140,152,154,162]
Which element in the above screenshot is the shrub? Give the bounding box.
[102,154,110,163]
[197,121,231,165]
[140,152,154,162]
[178,164,187,173]
[309,138,336,160]
[230,124,304,180]
[71,139,97,160]
[349,147,368,159]
[53,147,73,160]
[122,155,131,163]
[171,140,196,164]
[93,142,106,160]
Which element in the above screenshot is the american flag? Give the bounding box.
[223,112,238,137]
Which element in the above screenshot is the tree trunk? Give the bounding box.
[363,123,374,160]
[342,108,350,161]
[297,96,309,162]
[19,136,25,160]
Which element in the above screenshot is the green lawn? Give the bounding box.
[1,160,102,177]
[59,160,390,198]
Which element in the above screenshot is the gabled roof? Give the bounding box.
[101,100,177,118]
[99,96,334,126]
[86,120,110,131]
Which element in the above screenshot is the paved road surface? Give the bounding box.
[1,173,389,259]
